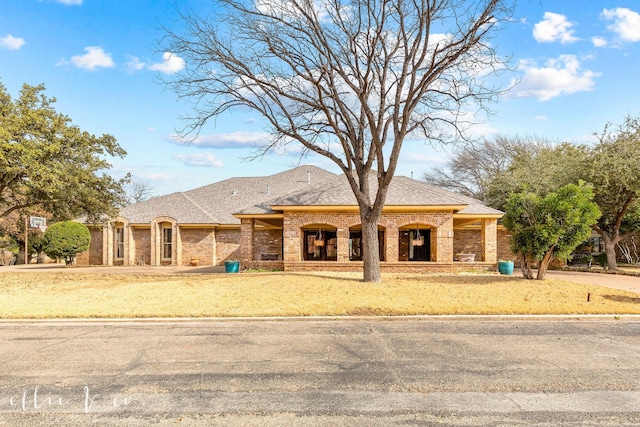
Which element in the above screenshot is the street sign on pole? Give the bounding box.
[29,216,46,229]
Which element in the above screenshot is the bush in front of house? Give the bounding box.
[43,221,91,265]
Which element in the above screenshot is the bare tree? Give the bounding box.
[125,179,154,205]
[162,0,514,282]
[423,136,545,201]
[618,235,640,265]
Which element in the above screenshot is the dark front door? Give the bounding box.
[405,228,431,261]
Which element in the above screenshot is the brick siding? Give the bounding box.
[77,227,103,265]
[180,228,215,266]
[252,229,283,261]
[216,228,241,264]
[130,227,151,265]
[454,229,482,260]
[76,212,505,271]
[497,228,517,262]
[284,261,493,273]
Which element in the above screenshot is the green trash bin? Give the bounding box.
[224,260,240,273]
[497,260,514,275]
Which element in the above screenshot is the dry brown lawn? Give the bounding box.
[1,271,639,319]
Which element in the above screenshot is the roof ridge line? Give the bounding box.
[397,176,479,205]
[179,192,219,223]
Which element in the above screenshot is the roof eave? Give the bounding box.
[453,213,504,219]
[233,213,285,219]
[270,204,468,212]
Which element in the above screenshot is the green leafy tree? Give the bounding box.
[585,116,640,270]
[43,221,91,265]
[485,142,588,210]
[437,116,640,271]
[0,81,129,222]
[502,182,601,280]
[160,0,514,282]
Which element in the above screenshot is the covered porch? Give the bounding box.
[237,209,500,273]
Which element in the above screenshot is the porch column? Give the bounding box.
[103,223,113,266]
[125,224,133,266]
[240,218,255,264]
[435,217,454,263]
[174,224,181,266]
[283,216,301,263]
[212,229,218,266]
[386,226,399,261]
[336,227,349,262]
[481,218,498,263]
[150,222,159,266]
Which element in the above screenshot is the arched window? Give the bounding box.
[303,227,337,261]
[399,227,431,261]
[162,225,173,261]
[114,226,125,259]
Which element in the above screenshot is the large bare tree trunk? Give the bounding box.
[361,214,382,283]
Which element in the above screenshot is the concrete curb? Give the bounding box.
[1,314,639,324]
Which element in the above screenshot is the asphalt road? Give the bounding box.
[1,318,639,426]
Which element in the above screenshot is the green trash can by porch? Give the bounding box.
[225,260,240,273]
[497,260,514,275]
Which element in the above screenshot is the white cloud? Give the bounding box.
[591,36,608,47]
[533,12,579,43]
[401,151,450,166]
[148,52,185,75]
[511,55,600,101]
[173,153,224,168]
[602,7,640,42]
[255,0,334,22]
[55,0,83,4]
[535,115,549,121]
[125,55,146,72]
[144,172,173,182]
[0,34,25,50]
[171,131,269,149]
[68,46,114,70]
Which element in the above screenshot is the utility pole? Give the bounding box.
[24,215,29,265]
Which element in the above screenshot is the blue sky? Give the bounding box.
[2,0,640,197]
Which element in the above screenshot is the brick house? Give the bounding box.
[80,166,511,272]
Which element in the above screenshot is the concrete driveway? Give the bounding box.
[545,270,640,294]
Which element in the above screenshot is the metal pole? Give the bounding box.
[24,215,28,265]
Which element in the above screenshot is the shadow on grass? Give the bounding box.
[603,295,640,304]
[180,266,226,274]
[230,272,525,285]
[394,275,523,285]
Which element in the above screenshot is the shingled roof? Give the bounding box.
[119,165,336,224]
[118,166,502,225]
[240,171,503,216]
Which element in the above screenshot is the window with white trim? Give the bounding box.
[162,227,173,260]
[115,227,125,259]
